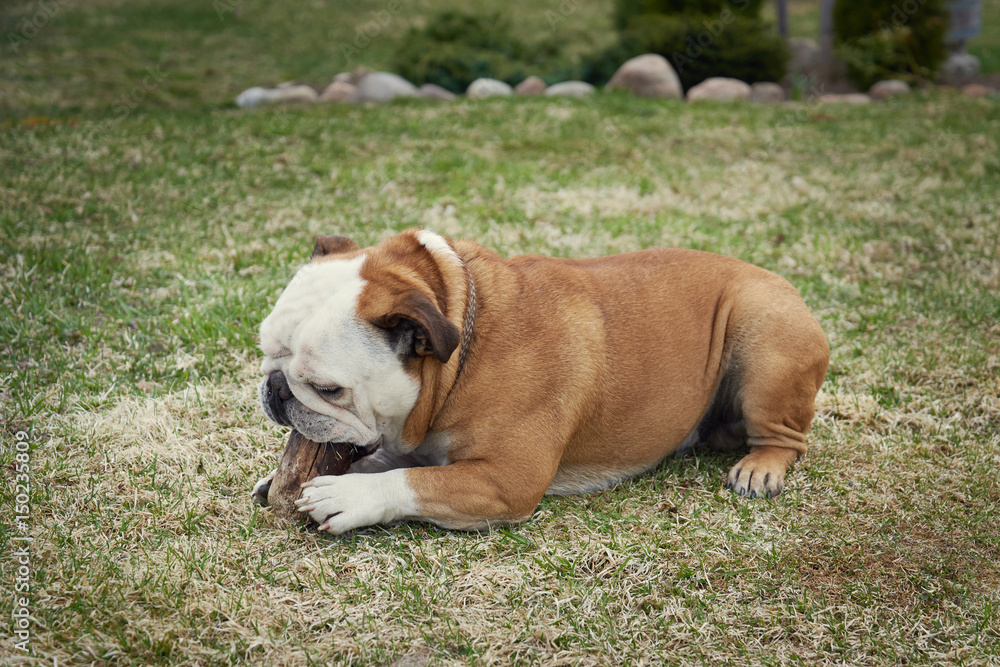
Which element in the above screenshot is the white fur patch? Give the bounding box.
[260,255,368,362]
[297,469,419,534]
[417,229,460,266]
[259,254,420,449]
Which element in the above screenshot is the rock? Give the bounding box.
[869,79,910,100]
[346,67,371,85]
[353,71,418,102]
[942,53,981,78]
[605,53,682,99]
[686,77,752,101]
[235,87,273,108]
[467,78,513,98]
[418,83,457,100]
[515,76,548,96]
[332,71,353,84]
[545,81,595,97]
[789,37,822,77]
[962,84,990,98]
[750,81,785,104]
[235,84,318,108]
[818,93,871,104]
[274,85,319,104]
[319,81,357,102]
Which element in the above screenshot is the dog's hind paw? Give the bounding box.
[725,447,798,499]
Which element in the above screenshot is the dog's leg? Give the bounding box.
[347,448,425,474]
[725,332,827,498]
[725,390,811,498]
[297,456,559,534]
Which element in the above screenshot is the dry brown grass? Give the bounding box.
[3,88,1000,664]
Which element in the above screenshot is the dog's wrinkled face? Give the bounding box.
[258,254,420,448]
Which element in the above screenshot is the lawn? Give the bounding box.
[2,1,1000,666]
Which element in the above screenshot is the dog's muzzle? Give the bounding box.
[261,370,294,427]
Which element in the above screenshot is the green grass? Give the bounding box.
[2,2,1000,665]
[2,0,997,120]
[3,92,999,667]
[778,0,1000,74]
[969,0,1000,72]
[0,0,614,117]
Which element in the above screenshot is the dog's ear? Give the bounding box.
[373,290,459,364]
[312,235,360,259]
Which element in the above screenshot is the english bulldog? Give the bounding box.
[253,229,829,534]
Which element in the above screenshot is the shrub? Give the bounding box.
[407,11,528,59]
[613,0,767,30]
[581,13,788,90]
[393,43,531,94]
[833,0,948,88]
[390,11,558,93]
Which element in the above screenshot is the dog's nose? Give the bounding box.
[265,371,293,426]
[268,370,293,401]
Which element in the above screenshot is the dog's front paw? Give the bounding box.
[251,469,276,507]
[295,470,415,534]
[725,447,798,498]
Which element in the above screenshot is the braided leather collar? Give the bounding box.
[454,260,476,382]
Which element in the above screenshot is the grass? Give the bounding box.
[778,0,1000,74]
[2,2,1000,665]
[0,0,615,117]
[3,0,996,119]
[969,0,1000,73]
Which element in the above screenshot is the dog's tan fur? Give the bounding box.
[291,230,829,530]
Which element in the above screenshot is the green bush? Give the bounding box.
[408,11,529,59]
[613,0,767,30]
[833,0,948,88]
[582,13,788,90]
[393,43,531,93]
[390,11,558,93]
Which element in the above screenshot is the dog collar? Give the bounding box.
[454,260,476,382]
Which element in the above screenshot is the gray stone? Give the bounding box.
[354,72,418,102]
[789,37,822,77]
[868,79,911,100]
[272,85,318,104]
[418,83,457,100]
[942,52,981,78]
[545,81,595,97]
[605,53,682,99]
[515,76,548,96]
[346,67,371,85]
[235,84,318,108]
[686,77,752,101]
[319,81,357,102]
[818,93,871,104]
[235,87,272,108]
[750,81,785,104]
[467,78,513,98]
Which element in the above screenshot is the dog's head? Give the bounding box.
[258,230,467,451]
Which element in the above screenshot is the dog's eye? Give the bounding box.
[313,385,344,401]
